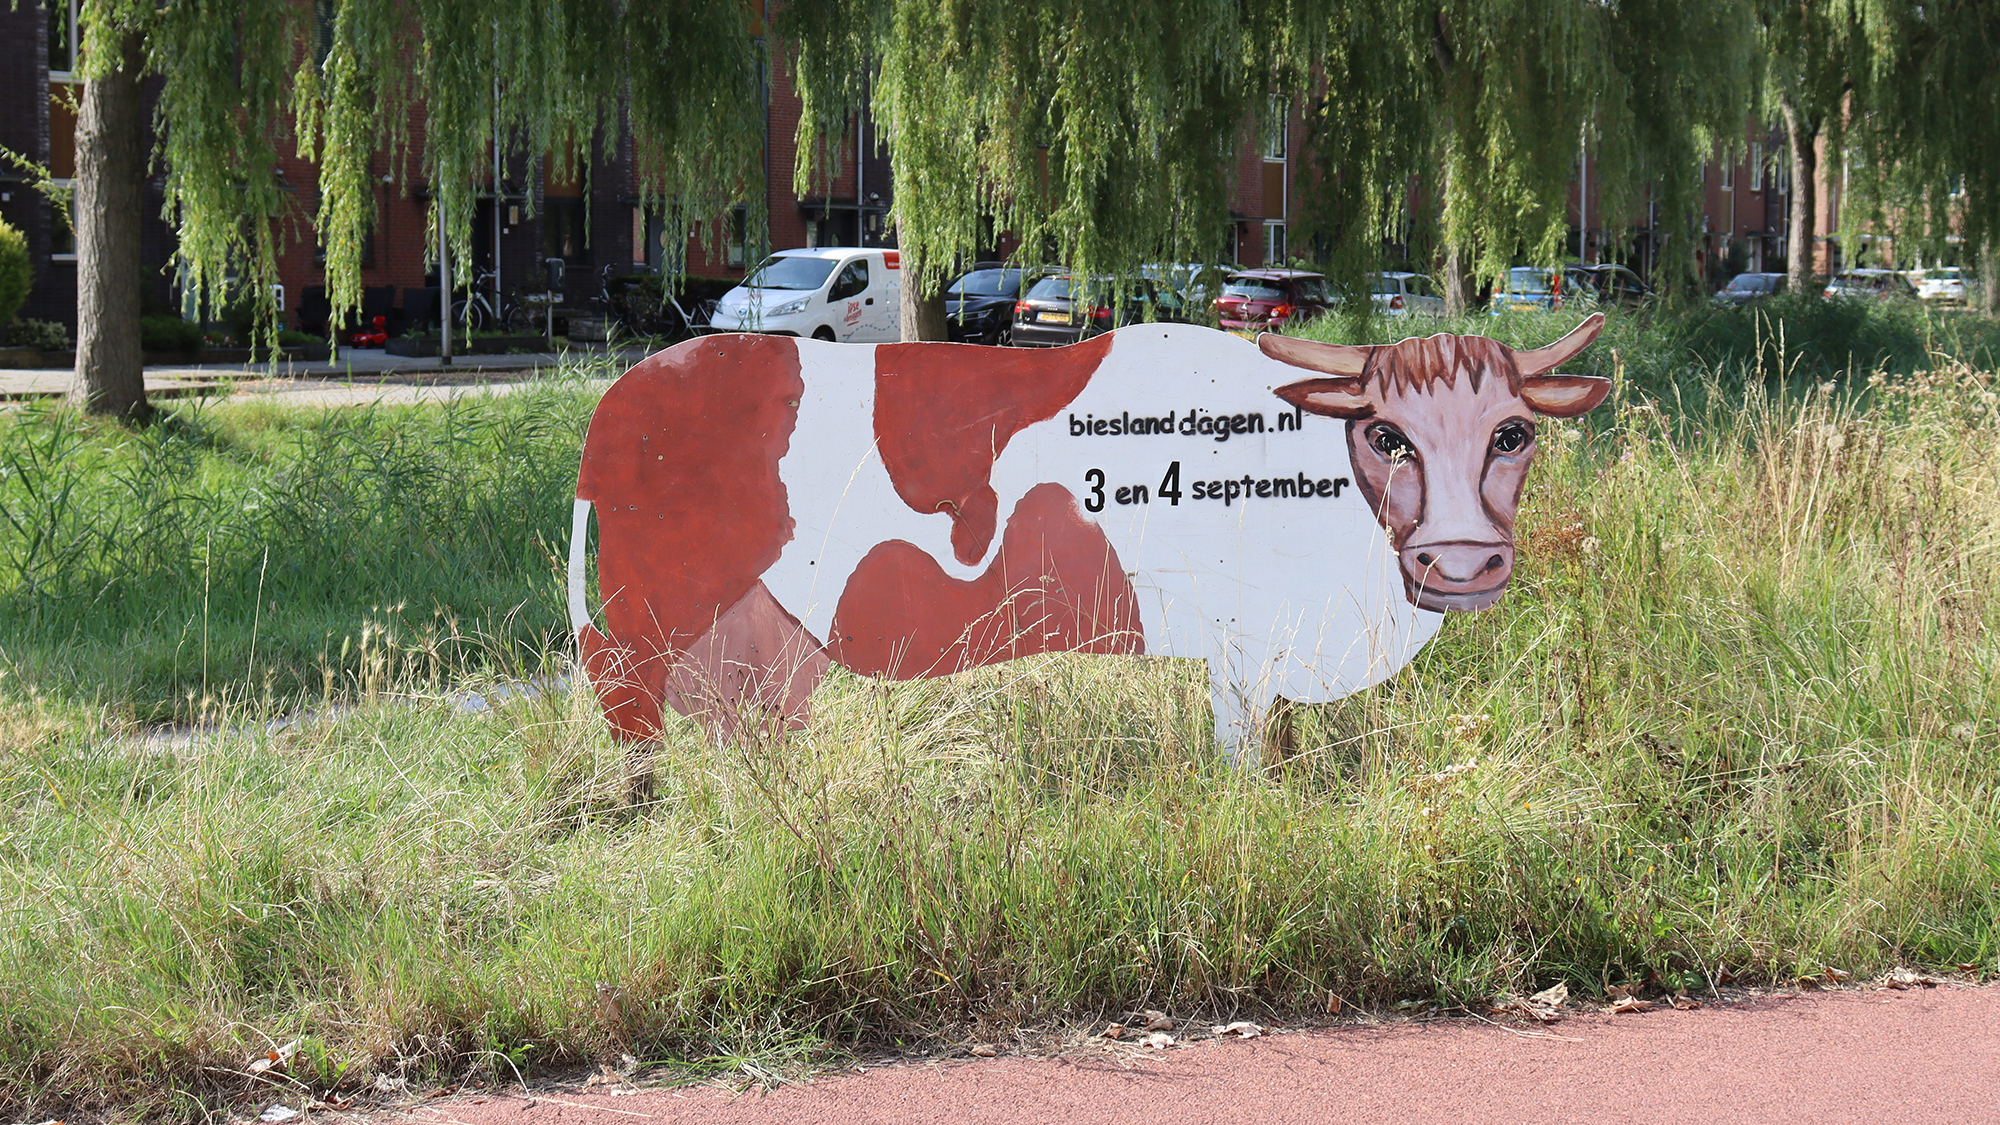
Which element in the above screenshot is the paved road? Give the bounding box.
[0,346,647,407]
[339,983,1997,1125]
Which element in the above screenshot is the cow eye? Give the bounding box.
[1492,420,1533,454]
[1370,425,1414,461]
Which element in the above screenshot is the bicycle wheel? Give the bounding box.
[449,298,491,334]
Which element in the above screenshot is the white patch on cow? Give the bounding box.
[763,346,975,644]
[755,327,1440,749]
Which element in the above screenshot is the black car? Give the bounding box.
[1009,275,1183,347]
[945,266,1025,345]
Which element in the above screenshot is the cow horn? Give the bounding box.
[1258,333,1371,376]
[1512,312,1606,376]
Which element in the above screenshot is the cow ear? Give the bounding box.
[1520,374,1612,417]
[1275,376,1374,419]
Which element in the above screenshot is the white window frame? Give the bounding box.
[1263,221,1285,266]
[1721,158,1733,191]
[48,0,81,79]
[1750,143,1764,192]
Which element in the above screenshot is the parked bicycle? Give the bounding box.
[449,268,544,334]
[596,265,716,343]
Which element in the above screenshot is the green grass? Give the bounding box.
[1,308,1997,1117]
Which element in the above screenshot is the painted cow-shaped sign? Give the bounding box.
[567,315,1607,749]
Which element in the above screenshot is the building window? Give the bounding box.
[48,0,80,77]
[1749,143,1764,191]
[1720,158,1733,191]
[48,180,76,259]
[313,0,336,70]
[542,198,587,262]
[1263,98,1288,161]
[1264,221,1285,265]
[727,206,747,268]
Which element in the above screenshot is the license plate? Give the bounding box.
[1036,310,1070,325]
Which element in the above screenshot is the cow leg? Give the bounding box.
[1260,696,1300,773]
[662,582,831,744]
[1207,665,1256,760]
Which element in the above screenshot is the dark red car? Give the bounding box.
[1214,269,1334,334]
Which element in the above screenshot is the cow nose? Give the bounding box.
[1402,541,1516,612]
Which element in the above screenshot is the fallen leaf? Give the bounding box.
[372,1074,407,1093]
[1606,984,1632,1002]
[1884,969,1944,990]
[1142,1010,1175,1031]
[257,1107,298,1124]
[1824,968,1852,982]
[1715,964,1737,985]
[1610,996,1654,1014]
[1326,992,1343,1016]
[969,1044,998,1057]
[1671,989,1701,1011]
[1528,982,1569,1009]
[1796,975,1821,991]
[1101,1023,1126,1040]
[1214,1021,1264,1038]
[1141,1031,1174,1049]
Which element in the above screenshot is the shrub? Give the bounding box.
[0,219,29,325]
[277,328,319,347]
[5,319,68,350]
[139,314,204,353]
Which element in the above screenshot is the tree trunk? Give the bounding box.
[1779,97,1819,299]
[71,29,150,420]
[899,266,948,342]
[1441,246,1474,316]
[1981,240,1999,318]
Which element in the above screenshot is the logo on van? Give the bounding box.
[844,301,864,326]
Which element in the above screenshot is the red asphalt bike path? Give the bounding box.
[353,983,2000,1125]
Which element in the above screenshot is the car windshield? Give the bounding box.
[1727,275,1773,292]
[744,255,840,291]
[1370,275,1404,295]
[1025,276,1080,301]
[1223,280,1286,300]
[1932,269,1963,280]
[948,269,1019,298]
[1507,268,1553,294]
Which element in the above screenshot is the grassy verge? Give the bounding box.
[1,309,1997,1116]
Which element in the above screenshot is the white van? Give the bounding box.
[707,247,903,342]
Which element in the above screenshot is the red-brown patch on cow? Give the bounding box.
[874,334,1113,564]
[661,582,831,741]
[578,624,670,741]
[577,335,803,735]
[828,482,1144,678]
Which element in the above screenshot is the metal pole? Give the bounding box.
[439,202,453,365]
[1578,128,1588,265]
[493,48,503,322]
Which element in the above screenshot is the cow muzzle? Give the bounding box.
[1401,540,1514,613]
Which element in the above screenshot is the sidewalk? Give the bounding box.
[0,344,650,407]
[338,982,2000,1125]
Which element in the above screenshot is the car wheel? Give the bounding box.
[811,326,836,342]
[992,323,1012,347]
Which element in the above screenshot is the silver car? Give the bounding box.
[1368,271,1445,316]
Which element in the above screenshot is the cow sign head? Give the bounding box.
[1261,313,1609,613]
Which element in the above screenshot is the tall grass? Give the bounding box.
[0,363,602,723]
[0,310,1996,1116]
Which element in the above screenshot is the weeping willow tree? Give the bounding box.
[1842,0,2000,315]
[783,0,1278,334]
[1294,0,1757,310]
[67,0,765,417]
[784,0,1757,323]
[1754,0,1866,297]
